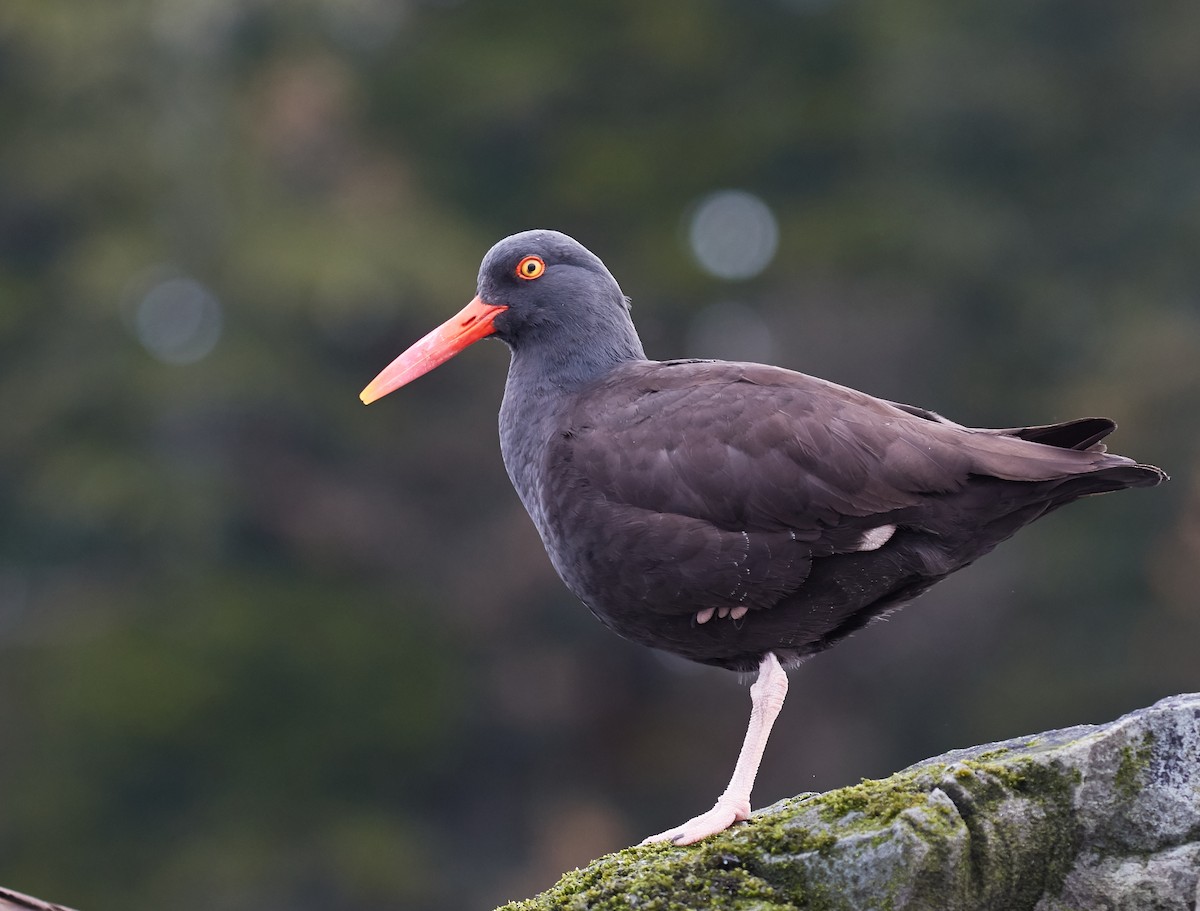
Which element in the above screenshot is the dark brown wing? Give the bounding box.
[555,360,1145,526]
[538,359,1157,619]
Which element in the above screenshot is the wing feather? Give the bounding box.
[537,359,1147,619]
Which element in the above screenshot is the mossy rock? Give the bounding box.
[498,693,1200,910]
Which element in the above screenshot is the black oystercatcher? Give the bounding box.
[360,229,1165,845]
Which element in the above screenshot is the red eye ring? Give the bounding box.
[516,255,546,280]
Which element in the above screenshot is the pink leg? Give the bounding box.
[641,651,789,845]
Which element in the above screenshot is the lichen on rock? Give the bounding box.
[498,693,1200,911]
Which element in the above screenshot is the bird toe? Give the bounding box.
[640,798,751,846]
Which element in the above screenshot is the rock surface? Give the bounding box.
[499,693,1200,910]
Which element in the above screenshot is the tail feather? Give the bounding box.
[1052,462,1167,496]
[963,416,1167,487]
[1006,417,1115,452]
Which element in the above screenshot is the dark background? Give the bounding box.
[1,2,1197,909]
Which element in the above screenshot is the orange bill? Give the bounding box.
[360,297,508,404]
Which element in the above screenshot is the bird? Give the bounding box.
[359,229,1166,845]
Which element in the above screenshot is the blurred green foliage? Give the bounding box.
[0,1,1196,909]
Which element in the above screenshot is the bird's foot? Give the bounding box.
[640,796,751,846]
[694,605,748,625]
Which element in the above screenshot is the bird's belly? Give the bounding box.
[532,495,986,672]
[531,505,842,670]
[536,500,798,617]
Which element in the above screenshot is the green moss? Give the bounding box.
[815,765,946,829]
[1114,732,1155,800]
[500,752,1089,910]
[975,747,1012,761]
[941,757,1082,905]
[495,833,808,911]
[751,818,839,857]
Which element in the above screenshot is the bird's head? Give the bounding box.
[360,230,638,404]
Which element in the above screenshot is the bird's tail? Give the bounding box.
[1004,416,1117,452]
[969,417,1167,489]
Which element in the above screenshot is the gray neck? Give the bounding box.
[497,329,645,528]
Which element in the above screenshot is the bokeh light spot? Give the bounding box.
[135,277,223,365]
[687,190,779,281]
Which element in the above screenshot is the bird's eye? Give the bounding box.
[515,255,545,280]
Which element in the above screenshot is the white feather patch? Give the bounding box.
[857,524,896,551]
